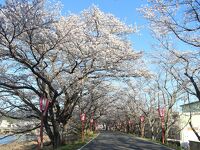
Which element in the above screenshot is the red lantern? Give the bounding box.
[90,119,94,123]
[80,113,86,142]
[128,120,131,124]
[158,108,165,118]
[140,115,145,122]
[39,96,49,149]
[158,107,165,144]
[80,113,86,122]
[39,97,49,115]
[90,112,94,123]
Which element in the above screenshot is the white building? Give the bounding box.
[180,101,200,142]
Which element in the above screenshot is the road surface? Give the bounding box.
[81,131,173,150]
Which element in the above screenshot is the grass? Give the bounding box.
[56,141,85,150]
[165,143,181,150]
[57,131,98,150]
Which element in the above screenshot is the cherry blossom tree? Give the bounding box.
[140,0,200,141]
[139,0,200,47]
[0,0,149,148]
[157,49,200,140]
[120,74,182,141]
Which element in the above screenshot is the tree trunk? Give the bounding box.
[141,123,145,138]
[151,126,154,140]
[106,124,108,130]
[126,124,130,133]
[164,128,167,144]
[53,131,62,149]
[45,106,63,149]
[44,120,62,149]
[189,121,200,141]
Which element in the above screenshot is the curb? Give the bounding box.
[78,133,100,150]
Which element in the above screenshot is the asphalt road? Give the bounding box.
[80,131,173,150]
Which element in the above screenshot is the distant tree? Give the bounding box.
[123,73,182,141]
[154,70,182,142]
[77,80,116,131]
[157,50,200,140]
[140,0,200,141]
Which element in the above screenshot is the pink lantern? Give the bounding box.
[128,120,131,124]
[140,115,145,122]
[158,108,165,118]
[39,97,49,115]
[158,107,165,144]
[39,96,49,149]
[80,113,86,122]
[90,112,94,123]
[80,113,86,142]
[90,119,94,123]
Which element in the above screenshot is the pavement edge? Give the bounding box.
[134,137,175,150]
[78,133,100,150]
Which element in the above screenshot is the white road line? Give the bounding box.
[78,133,100,150]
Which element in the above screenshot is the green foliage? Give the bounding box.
[165,143,181,150]
[56,141,85,150]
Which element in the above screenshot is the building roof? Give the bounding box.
[180,101,200,107]
[181,101,200,113]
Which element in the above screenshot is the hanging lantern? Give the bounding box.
[80,113,86,122]
[39,97,49,115]
[140,115,145,123]
[90,119,94,123]
[158,107,165,118]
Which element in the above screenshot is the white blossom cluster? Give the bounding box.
[139,0,200,47]
[0,0,149,111]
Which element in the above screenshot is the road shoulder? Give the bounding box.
[78,133,100,150]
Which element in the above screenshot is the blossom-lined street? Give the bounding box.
[0,0,199,149]
[81,132,173,150]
